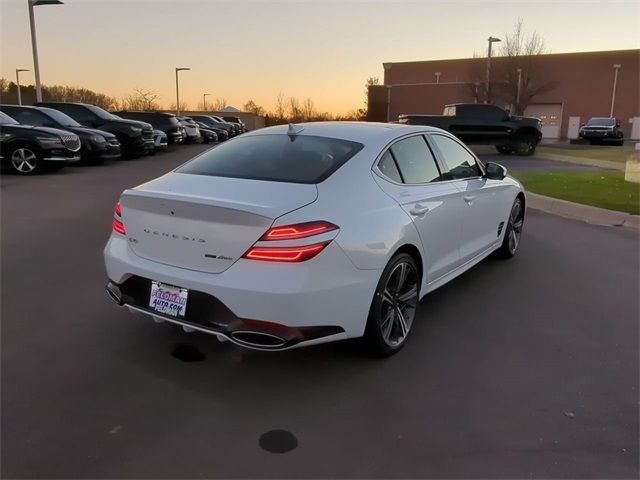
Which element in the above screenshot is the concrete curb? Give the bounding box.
[536,152,625,171]
[526,192,639,229]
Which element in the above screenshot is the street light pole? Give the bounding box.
[485,36,501,104]
[203,93,211,111]
[516,68,522,114]
[175,67,190,116]
[28,0,63,103]
[16,69,30,105]
[610,64,621,117]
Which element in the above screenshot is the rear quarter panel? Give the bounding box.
[273,147,424,272]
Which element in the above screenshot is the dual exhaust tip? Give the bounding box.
[105,282,287,349]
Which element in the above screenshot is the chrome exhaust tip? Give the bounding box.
[105,282,123,306]
[230,331,287,349]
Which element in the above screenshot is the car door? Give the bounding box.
[372,134,467,285]
[428,133,510,263]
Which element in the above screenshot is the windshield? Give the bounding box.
[39,107,81,127]
[177,134,364,184]
[587,118,615,126]
[0,111,20,125]
[84,104,115,120]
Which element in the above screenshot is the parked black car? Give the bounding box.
[190,115,235,138]
[193,120,229,141]
[222,116,246,132]
[211,115,241,135]
[187,121,217,143]
[0,111,81,175]
[1,105,121,163]
[579,117,624,145]
[36,102,154,157]
[399,103,543,156]
[114,111,183,145]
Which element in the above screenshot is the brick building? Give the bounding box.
[368,49,639,139]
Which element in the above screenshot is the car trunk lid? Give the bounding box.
[120,172,318,273]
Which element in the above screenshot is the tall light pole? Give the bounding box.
[28,0,63,102]
[203,93,211,111]
[610,64,621,117]
[15,69,30,105]
[516,68,523,114]
[485,36,501,104]
[175,67,190,116]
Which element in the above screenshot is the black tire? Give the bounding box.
[515,134,537,156]
[6,144,45,175]
[364,253,420,356]
[495,197,524,259]
[496,145,513,155]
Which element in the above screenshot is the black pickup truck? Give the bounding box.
[398,103,543,156]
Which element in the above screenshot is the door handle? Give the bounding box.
[463,195,476,204]
[409,204,430,216]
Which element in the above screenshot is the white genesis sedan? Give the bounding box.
[104,122,525,355]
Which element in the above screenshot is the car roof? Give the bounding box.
[245,121,443,144]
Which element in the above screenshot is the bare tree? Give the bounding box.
[301,98,316,121]
[212,98,227,111]
[274,93,286,122]
[288,97,302,122]
[243,100,265,116]
[466,20,556,113]
[496,19,556,114]
[168,101,189,112]
[121,88,161,110]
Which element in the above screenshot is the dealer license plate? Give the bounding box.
[149,281,188,318]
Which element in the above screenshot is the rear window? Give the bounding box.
[177,134,364,184]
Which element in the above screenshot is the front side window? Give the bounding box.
[177,134,363,184]
[387,135,440,184]
[430,134,481,180]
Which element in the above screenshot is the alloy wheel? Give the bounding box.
[508,200,524,254]
[379,261,419,347]
[11,148,38,173]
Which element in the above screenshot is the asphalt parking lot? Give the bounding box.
[2,145,638,478]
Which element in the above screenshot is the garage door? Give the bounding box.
[524,103,562,138]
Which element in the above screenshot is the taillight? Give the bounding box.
[243,221,339,263]
[243,242,329,262]
[260,221,338,241]
[112,201,126,235]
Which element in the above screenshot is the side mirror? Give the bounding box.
[485,162,507,180]
[616,123,620,128]
[580,123,586,127]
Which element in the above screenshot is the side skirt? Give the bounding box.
[421,242,501,297]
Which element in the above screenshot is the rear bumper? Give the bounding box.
[104,234,380,345]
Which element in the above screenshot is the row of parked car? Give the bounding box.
[0,102,246,175]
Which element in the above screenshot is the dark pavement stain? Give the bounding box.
[259,430,298,453]
[171,344,206,362]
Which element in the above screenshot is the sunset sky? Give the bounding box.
[1,0,638,114]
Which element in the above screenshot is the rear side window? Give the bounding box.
[177,134,364,184]
[378,151,402,183]
[388,135,440,183]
